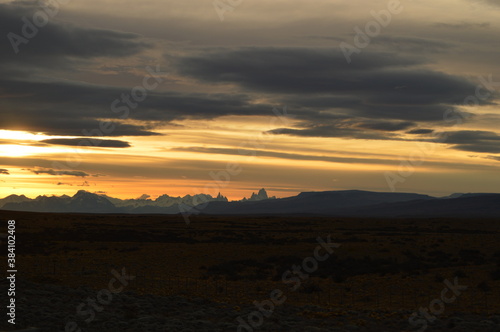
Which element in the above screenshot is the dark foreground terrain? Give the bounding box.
[1,210,499,331]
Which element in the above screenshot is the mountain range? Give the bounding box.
[1,189,499,218]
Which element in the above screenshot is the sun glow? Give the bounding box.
[0,144,67,157]
[0,130,50,141]
[0,130,80,157]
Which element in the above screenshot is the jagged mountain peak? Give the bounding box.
[243,188,275,201]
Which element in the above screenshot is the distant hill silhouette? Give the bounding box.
[1,190,115,213]
[197,190,433,215]
[1,190,228,214]
[1,189,499,218]
[341,193,500,218]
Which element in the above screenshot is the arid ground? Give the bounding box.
[1,210,499,331]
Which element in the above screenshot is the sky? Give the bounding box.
[0,0,500,200]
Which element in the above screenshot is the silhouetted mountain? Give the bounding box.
[103,192,228,209]
[3,191,115,213]
[0,194,31,208]
[345,193,500,218]
[197,190,433,215]
[3,195,67,213]
[196,190,500,218]
[242,188,276,201]
[68,190,116,213]
[2,189,499,217]
[1,190,228,214]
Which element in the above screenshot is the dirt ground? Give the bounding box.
[1,210,499,313]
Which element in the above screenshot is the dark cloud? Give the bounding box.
[175,48,476,100]
[0,36,487,143]
[42,138,131,148]
[486,155,500,161]
[0,169,10,175]
[445,130,500,143]
[279,97,473,124]
[445,130,500,153]
[30,168,89,177]
[265,118,427,141]
[0,106,161,137]
[0,1,160,137]
[266,126,500,155]
[356,121,415,132]
[175,47,486,124]
[176,48,427,94]
[408,129,434,135]
[265,116,427,141]
[0,1,149,65]
[454,143,500,153]
[0,77,276,136]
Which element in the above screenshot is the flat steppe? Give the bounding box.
[1,211,499,331]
